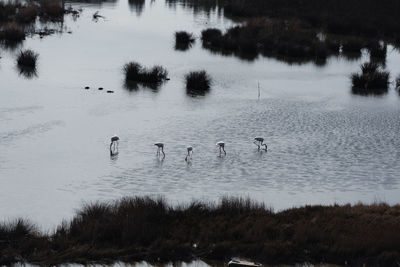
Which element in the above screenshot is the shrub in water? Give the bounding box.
[17,49,38,68]
[185,70,211,96]
[175,31,195,50]
[351,62,389,95]
[124,62,168,83]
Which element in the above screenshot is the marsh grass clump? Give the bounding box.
[185,70,211,96]
[351,62,389,95]
[17,49,38,68]
[124,62,168,84]
[175,31,195,50]
[0,23,26,44]
[1,197,400,265]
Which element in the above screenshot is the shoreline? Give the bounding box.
[1,196,399,266]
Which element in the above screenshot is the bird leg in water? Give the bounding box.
[161,147,165,158]
[253,140,261,150]
[262,144,268,151]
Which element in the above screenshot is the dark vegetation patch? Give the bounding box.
[351,62,390,95]
[175,31,195,51]
[123,61,168,84]
[1,196,400,265]
[0,0,66,45]
[17,49,38,68]
[167,0,398,67]
[16,49,38,78]
[167,0,400,41]
[200,19,362,65]
[185,70,211,96]
[0,23,26,44]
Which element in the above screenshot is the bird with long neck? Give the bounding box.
[216,141,226,156]
[110,135,119,155]
[185,146,193,161]
[154,143,165,158]
[254,137,267,151]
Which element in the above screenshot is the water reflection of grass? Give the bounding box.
[1,196,400,265]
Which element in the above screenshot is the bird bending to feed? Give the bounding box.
[185,146,193,161]
[154,143,165,158]
[216,141,226,156]
[110,135,119,155]
[254,137,267,151]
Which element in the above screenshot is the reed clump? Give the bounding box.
[351,62,390,95]
[175,31,195,50]
[124,62,168,84]
[1,197,400,265]
[185,70,211,95]
[17,49,38,68]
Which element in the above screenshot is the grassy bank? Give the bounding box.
[1,197,400,265]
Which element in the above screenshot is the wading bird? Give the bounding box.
[254,137,267,151]
[110,135,119,155]
[185,146,193,161]
[216,141,226,156]
[154,143,165,158]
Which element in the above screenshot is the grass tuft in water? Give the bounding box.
[175,31,195,51]
[17,49,38,68]
[124,62,168,84]
[185,71,211,96]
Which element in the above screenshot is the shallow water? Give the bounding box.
[1,0,400,230]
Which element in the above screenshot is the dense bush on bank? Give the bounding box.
[1,196,400,265]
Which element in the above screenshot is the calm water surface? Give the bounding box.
[1,0,400,229]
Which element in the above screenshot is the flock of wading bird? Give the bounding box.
[109,136,268,161]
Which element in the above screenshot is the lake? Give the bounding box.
[1,0,400,230]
